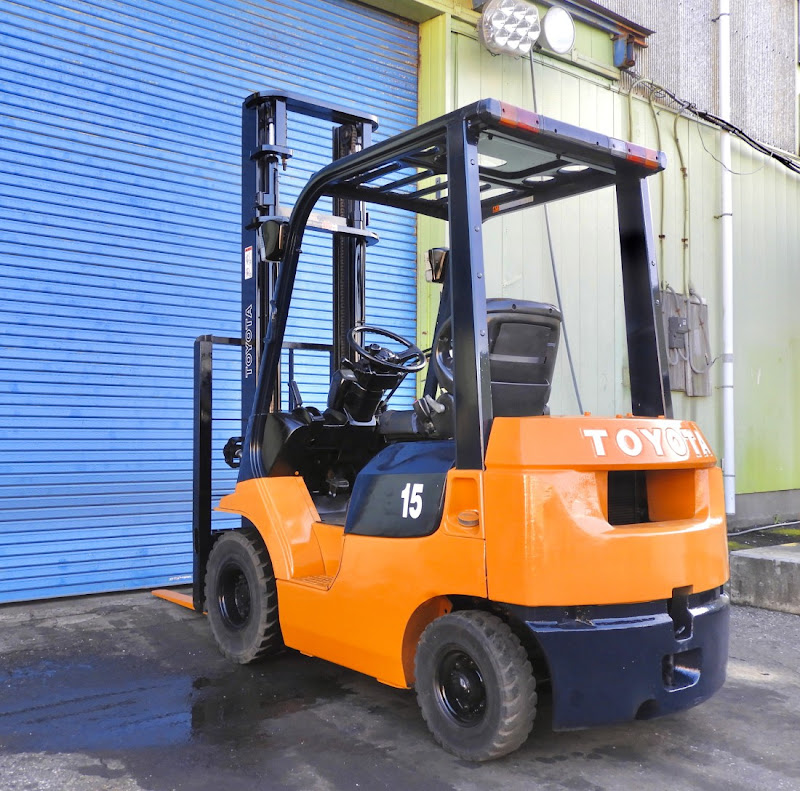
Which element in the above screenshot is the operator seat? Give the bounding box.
[378,298,562,439]
[485,298,561,417]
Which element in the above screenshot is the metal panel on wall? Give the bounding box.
[0,0,418,602]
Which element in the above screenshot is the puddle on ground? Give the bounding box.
[0,652,352,753]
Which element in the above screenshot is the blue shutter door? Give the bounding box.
[0,0,418,603]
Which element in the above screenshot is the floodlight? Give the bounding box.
[478,0,541,58]
[540,6,576,55]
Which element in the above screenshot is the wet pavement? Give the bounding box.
[1,591,799,791]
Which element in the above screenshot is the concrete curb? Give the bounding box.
[729,542,800,615]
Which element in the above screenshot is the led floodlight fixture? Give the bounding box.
[478,0,541,58]
[540,6,576,54]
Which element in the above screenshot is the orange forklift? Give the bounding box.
[173,93,729,761]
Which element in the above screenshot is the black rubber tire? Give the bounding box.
[415,610,537,761]
[205,528,283,664]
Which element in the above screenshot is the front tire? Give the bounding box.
[205,528,283,664]
[415,610,537,761]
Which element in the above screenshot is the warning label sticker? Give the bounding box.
[244,246,253,280]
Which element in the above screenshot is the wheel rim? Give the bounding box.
[435,648,487,726]
[216,561,251,629]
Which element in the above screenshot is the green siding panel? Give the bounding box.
[450,29,800,495]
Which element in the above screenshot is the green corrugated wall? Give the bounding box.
[418,17,800,496]
[731,141,800,492]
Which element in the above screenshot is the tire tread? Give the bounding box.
[415,610,537,761]
[205,527,283,664]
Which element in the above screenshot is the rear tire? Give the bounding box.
[205,528,283,664]
[415,610,537,761]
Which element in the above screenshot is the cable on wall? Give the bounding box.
[627,72,800,177]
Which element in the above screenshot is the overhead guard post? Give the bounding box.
[616,178,673,418]
[446,119,493,469]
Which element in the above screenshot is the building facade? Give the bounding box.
[1,0,798,602]
[414,0,800,525]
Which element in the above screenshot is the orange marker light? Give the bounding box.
[498,104,541,134]
[626,142,660,169]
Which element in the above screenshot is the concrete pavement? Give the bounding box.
[1,592,799,791]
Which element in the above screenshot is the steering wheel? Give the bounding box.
[348,326,427,373]
[430,318,455,391]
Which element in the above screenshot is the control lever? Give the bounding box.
[289,380,304,409]
[413,394,446,436]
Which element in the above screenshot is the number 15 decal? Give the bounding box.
[400,483,424,519]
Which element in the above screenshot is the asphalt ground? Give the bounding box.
[1,591,799,791]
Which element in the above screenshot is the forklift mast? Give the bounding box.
[193,92,378,611]
[239,92,379,429]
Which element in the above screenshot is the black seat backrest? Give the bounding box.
[486,298,561,417]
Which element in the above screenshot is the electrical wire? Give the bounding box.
[672,108,691,293]
[691,106,800,175]
[694,123,767,176]
[627,76,744,389]
[686,292,713,375]
[626,72,800,177]
[728,520,800,537]
[627,78,672,288]
[528,55,583,414]
[626,77,652,144]
[646,87,666,288]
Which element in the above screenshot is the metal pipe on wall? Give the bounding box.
[718,0,736,514]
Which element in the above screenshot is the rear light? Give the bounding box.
[498,104,541,134]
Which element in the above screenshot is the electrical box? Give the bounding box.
[661,289,712,397]
[668,316,689,349]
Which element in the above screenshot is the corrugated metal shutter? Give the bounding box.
[0,0,418,603]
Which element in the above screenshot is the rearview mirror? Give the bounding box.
[259,218,288,262]
[425,247,449,284]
